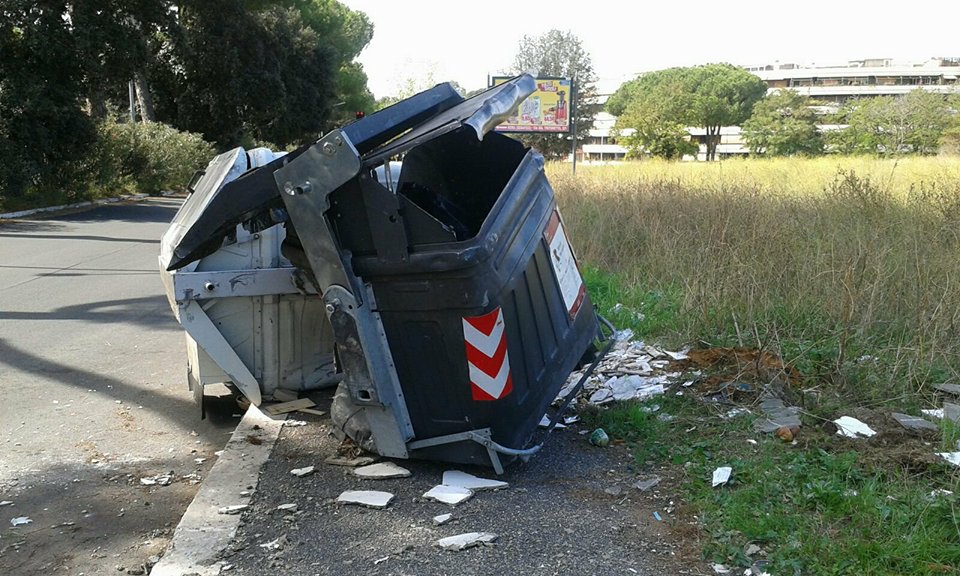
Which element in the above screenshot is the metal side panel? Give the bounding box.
[177,300,262,406]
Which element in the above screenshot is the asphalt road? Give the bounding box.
[0,198,239,575]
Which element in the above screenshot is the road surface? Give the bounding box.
[0,198,238,575]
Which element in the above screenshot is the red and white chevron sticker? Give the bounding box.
[462,307,513,401]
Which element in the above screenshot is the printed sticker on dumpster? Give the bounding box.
[463,307,513,401]
[544,211,585,319]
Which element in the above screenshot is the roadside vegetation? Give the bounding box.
[553,156,960,574]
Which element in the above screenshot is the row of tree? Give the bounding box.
[608,64,960,159]
[0,0,375,200]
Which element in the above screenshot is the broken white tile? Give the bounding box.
[432,513,453,526]
[283,419,308,427]
[589,388,612,405]
[324,455,376,467]
[217,505,248,515]
[538,415,565,429]
[10,517,31,527]
[936,452,960,467]
[665,349,689,361]
[834,416,876,438]
[139,474,172,487]
[442,470,509,492]
[336,490,394,509]
[423,484,474,506]
[290,466,315,477]
[352,462,411,480]
[436,532,498,551]
[563,415,580,425]
[712,466,732,488]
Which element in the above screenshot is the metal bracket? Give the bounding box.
[172,267,316,301]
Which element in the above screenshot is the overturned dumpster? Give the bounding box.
[159,75,606,471]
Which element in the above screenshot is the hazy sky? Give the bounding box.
[342,0,959,98]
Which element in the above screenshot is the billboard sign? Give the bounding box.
[491,76,572,133]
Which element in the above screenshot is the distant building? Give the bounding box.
[747,57,960,102]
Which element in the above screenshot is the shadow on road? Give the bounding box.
[0,295,181,330]
[53,200,182,224]
[0,338,238,438]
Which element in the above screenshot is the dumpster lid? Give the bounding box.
[361,74,536,167]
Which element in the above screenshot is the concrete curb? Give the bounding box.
[151,406,285,576]
[0,191,178,220]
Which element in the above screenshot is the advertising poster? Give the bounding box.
[491,77,572,133]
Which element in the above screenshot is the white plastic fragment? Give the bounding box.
[433,513,453,525]
[712,564,731,574]
[712,466,732,488]
[276,503,298,513]
[834,416,877,438]
[538,415,565,429]
[10,516,31,527]
[930,488,954,498]
[259,535,287,551]
[423,484,474,505]
[218,505,248,515]
[140,474,172,486]
[336,490,394,509]
[290,466,315,477]
[352,462,412,480]
[442,470,509,492]
[936,452,960,467]
[436,532,498,551]
[0,501,13,507]
[922,408,944,420]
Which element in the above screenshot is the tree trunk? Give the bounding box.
[134,70,156,123]
[87,92,108,120]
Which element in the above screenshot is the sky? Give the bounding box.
[341,0,960,99]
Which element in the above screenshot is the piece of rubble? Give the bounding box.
[712,466,732,488]
[834,416,876,438]
[0,501,12,507]
[432,513,453,526]
[712,564,731,574]
[337,490,394,509]
[353,462,412,480]
[604,485,623,497]
[945,403,960,423]
[936,452,960,467]
[891,412,939,432]
[423,485,474,506]
[933,384,960,396]
[259,535,288,551]
[634,476,661,492]
[754,395,802,433]
[922,408,945,420]
[283,420,307,427]
[436,532,498,551]
[290,466,315,477]
[589,388,612,405]
[538,415,566,429]
[324,455,377,467]
[442,470,508,491]
[139,474,172,486]
[218,505,248,515]
[276,503,298,513]
[9,517,31,527]
[264,398,316,416]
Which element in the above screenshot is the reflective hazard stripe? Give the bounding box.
[462,307,513,401]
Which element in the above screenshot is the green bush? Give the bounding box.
[92,119,215,197]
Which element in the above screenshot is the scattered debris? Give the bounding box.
[538,415,566,429]
[589,428,609,447]
[324,455,377,468]
[442,470,508,491]
[139,474,172,486]
[336,490,394,509]
[432,513,453,526]
[436,532,498,551]
[290,466,315,478]
[744,543,762,557]
[721,407,750,420]
[282,420,308,427]
[712,466,732,488]
[276,503,298,513]
[944,403,960,423]
[922,408,945,420]
[259,534,288,551]
[0,501,13,507]
[264,398,316,416]
[563,415,580,425]
[754,394,802,433]
[933,384,960,396]
[353,462,412,480]
[604,485,623,497]
[218,505,249,515]
[712,564,731,574]
[936,452,960,467]
[633,476,661,492]
[373,556,389,565]
[9,517,31,527]
[297,408,326,417]
[834,416,877,438]
[423,485,474,506]
[929,489,954,498]
[891,412,939,432]
[746,439,758,445]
